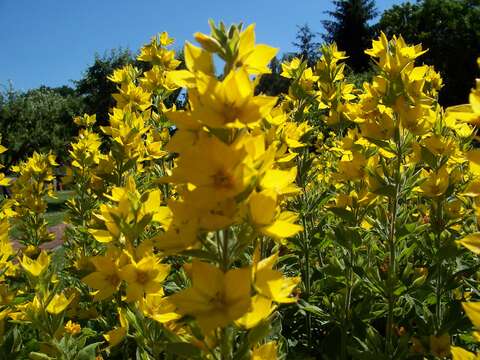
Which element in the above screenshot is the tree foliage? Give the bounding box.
[322,0,377,71]
[75,48,137,126]
[0,86,84,165]
[293,24,320,67]
[378,0,480,105]
[255,55,292,96]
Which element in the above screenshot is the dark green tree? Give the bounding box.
[322,0,377,71]
[76,47,185,125]
[255,55,292,96]
[293,24,320,66]
[75,48,136,126]
[0,86,84,165]
[378,0,480,105]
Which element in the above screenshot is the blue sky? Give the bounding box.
[0,0,404,91]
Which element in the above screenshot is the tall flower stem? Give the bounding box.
[386,128,402,355]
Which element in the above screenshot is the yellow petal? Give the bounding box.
[235,295,275,329]
[451,346,477,360]
[104,327,127,347]
[463,302,480,328]
[185,41,214,74]
[252,341,278,360]
[262,220,303,240]
[46,293,74,315]
[89,229,113,243]
[457,233,480,254]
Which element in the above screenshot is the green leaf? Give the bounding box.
[28,353,55,360]
[329,207,355,223]
[74,342,103,360]
[372,184,396,198]
[165,342,202,359]
[247,321,272,346]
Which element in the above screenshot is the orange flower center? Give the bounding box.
[136,270,150,285]
[212,169,234,190]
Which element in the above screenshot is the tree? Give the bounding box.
[255,55,292,96]
[293,24,320,67]
[75,47,185,125]
[322,0,377,71]
[75,48,137,126]
[0,86,84,165]
[378,0,480,105]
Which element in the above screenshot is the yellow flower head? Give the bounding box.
[119,254,170,302]
[73,113,97,127]
[82,248,126,301]
[46,292,74,315]
[251,341,278,360]
[64,320,81,335]
[418,166,449,198]
[170,261,251,334]
[253,250,300,304]
[20,251,50,277]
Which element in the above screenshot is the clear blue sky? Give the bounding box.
[0,0,404,91]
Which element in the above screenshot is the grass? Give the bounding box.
[9,190,72,241]
[44,190,72,226]
[44,211,67,227]
[45,190,73,214]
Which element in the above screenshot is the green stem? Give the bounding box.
[386,129,402,356]
[341,211,357,360]
[434,198,443,332]
[221,229,229,272]
[220,327,231,360]
[301,209,312,348]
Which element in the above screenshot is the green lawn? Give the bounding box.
[44,190,72,226]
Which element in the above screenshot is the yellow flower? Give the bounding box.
[82,250,124,301]
[139,65,179,92]
[418,166,449,198]
[119,255,170,302]
[73,113,97,127]
[183,41,215,75]
[46,293,74,315]
[458,233,480,255]
[153,199,199,254]
[251,341,278,360]
[365,32,426,74]
[64,320,81,335]
[248,190,303,241]
[20,251,50,277]
[170,69,276,128]
[169,261,251,333]
[422,134,456,156]
[139,293,182,324]
[232,24,278,75]
[337,152,368,181]
[0,226,14,279]
[108,64,140,85]
[235,295,276,329]
[90,177,170,244]
[0,308,10,339]
[104,327,127,347]
[168,133,255,204]
[138,32,180,69]
[112,82,152,112]
[281,57,301,79]
[253,251,300,304]
[104,308,129,347]
[451,346,478,360]
[394,98,435,136]
[463,302,480,330]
